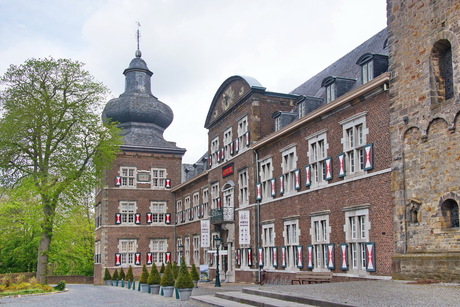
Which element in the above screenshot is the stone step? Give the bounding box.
[215,291,315,306]
[192,294,252,306]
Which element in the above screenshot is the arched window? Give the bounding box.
[441,199,459,228]
[431,39,454,102]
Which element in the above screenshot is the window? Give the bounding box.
[211,137,219,166]
[151,168,166,188]
[441,199,459,228]
[298,101,306,118]
[184,237,191,265]
[326,82,336,103]
[150,239,167,264]
[119,239,137,265]
[176,199,183,212]
[310,214,330,270]
[281,146,297,193]
[238,116,248,151]
[274,116,281,132]
[259,157,273,200]
[211,182,219,209]
[119,201,136,224]
[361,60,374,84]
[193,235,200,265]
[94,241,101,264]
[341,113,368,175]
[284,219,299,269]
[202,188,209,218]
[150,201,166,223]
[120,167,136,187]
[193,192,199,218]
[177,238,183,263]
[184,196,191,210]
[238,168,249,206]
[223,127,232,161]
[308,131,328,187]
[95,203,102,228]
[431,39,454,102]
[262,223,275,268]
[344,206,370,271]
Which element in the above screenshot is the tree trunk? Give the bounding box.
[36,200,56,284]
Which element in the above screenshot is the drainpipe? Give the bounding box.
[254,149,261,283]
[173,191,177,261]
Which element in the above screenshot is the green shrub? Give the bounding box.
[147,263,161,285]
[175,258,194,289]
[103,268,112,281]
[160,262,175,287]
[160,263,165,273]
[54,280,66,291]
[190,263,200,282]
[16,275,27,283]
[119,267,125,280]
[112,269,119,280]
[139,264,149,284]
[172,261,179,279]
[126,265,134,281]
[1,275,12,287]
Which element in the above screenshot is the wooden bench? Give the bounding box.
[291,271,333,285]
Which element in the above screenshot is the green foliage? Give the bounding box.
[190,263,200,282]
[0,57,122,282]
[112,269,119,280]
[53,280,66,291]
[172,261,179,279]
[103,268,111,281]
[126,266,134,281]
[147,263,161,285]
[175,259,194,289]
[160,262,175,287]
[139,265,149,284]
[119,267,125,280]
[160,263,165,273]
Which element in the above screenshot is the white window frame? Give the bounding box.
[262,223,275,269]
[361,60,374,84]
[94,240,101,264]
[211,182,220,210]
[120,166,136,187]
[202,188,209,218]
[237,116,248,151]
[340,113,368,176]
[211,137,219,166]
[184,236,191,266]
[150,239,167,265]
[119,239,137,266]
[307,131,329,187]
[151,168,167,189]
[184,196,191,210]
[238,168,249,207]
[119,201,137,224]
[95,203,102,229]
[326,82,336,103]
[281,146,297,194]
[344,206,370,272]
[177,238,183,263]
[223,127,232,162]
[298,102,306,118]
[283,219,299,269]
[259,157,273,200]
[150,201,166,224]
[310,213,331,271]
[193,235,200,265]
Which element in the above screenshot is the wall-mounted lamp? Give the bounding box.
[403,116,409,125]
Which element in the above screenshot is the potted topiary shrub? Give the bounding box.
[119,267,126,287]
[103,268,112,286]
[139,264,150,293]
[160,262,175,297]
[175,258,195,301]
[160,263,165,277]
[172,261,179,279]
[148,263,161,294]
[126,265,134,289]
[112,269,119,286]
[190,263,200,288]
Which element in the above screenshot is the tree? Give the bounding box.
[147,263,160,285]
[160,262,175,287]
[0,57,121,283]
[175,258,194,289]
[139,264,149,284]
[190,263,200,282]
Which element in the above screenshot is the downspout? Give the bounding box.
[173,191,177,261]
[254,149,261,283]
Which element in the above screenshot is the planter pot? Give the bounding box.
[161,286,174,297]
[104,280,112,286]
[119,280,124,287]
[140,283,149,293]
[111,280,117,286]
[150,284,160,294]
[177,288,193,301]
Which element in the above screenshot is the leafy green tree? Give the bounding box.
[0,57,121,283]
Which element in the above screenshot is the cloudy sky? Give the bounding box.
[0,0,387,163]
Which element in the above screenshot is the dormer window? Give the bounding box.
[322,77,337,103]
[356,53,389,85]
[274,114,281,131]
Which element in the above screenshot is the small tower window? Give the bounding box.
[441,199,459,228]
[431,39,454,102]
[322,77,336,103]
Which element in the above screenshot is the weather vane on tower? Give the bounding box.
[135,21,142,58]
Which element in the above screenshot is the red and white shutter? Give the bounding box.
[307,245,314,269]
[208,155,212,167]
[247,248,253,266]
[324,157,333,180]
[256,183,262,201]
[279,175,284,195]
[135,213,141,224]
[115,213,122,224]
[236,249,241,266]
[115,176,122,186]
[327,244,335,269]
[146,212,153,224]
[230,141,234,155]
[281,246,287,268]
[294,169,301,190]
[165,213,171,224]
[365,242,376,272]
[245,131,250,146]
[340,244,348,271]
[258,247,264,267]
[217,150,221,163]
[115,253,121,266]
[338,153,346,177]
[235,138,239,153]
[165,252,171,263]
[296,245,303,268]
[221,147,225,160]
[217,197,221,209]
[146,252,153,265]
[363,144,374,170]
[165,178,171,188]
[305,165,311,187]
[270,178,276,197]
[134,252,141,265]
[272,247,278,268]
